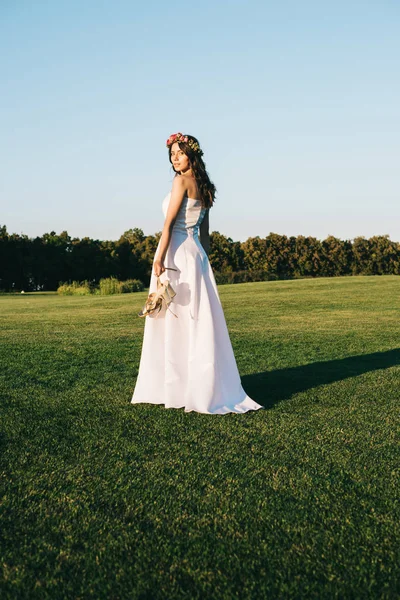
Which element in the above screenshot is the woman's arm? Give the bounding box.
[199,209,210,256]
[154,177,186,275]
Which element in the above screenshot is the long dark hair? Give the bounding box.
[168,135,217,209]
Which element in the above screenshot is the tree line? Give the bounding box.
[0,224,399,292]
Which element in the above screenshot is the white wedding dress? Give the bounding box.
[131,191,264,414]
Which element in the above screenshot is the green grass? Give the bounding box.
[1,276,399,599]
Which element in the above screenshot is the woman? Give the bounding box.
[131,132,263,414]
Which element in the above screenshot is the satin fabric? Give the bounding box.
[131,191,264,414]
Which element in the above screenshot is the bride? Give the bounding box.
[131,132,264,414]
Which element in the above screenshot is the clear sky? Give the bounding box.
[1,0,399,242]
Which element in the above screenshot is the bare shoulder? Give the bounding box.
[171,175,186,192]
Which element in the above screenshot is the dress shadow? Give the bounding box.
[241,348,400,409]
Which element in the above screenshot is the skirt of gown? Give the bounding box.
[131,225,264,415]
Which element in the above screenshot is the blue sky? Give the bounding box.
[1,0,399,242]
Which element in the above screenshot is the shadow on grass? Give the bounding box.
[242,348,400,409]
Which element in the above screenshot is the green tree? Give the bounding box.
[321,236,352,277]
[209,232,243,272]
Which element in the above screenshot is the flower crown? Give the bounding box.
[166,132,204,156]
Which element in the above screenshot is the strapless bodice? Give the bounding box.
[162,191,207,235]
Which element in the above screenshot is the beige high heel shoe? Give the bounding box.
[138,268,178,318]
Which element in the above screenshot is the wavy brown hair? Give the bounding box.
[168,135,216,209]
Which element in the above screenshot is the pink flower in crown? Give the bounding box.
[166,132,192,147]
[166,132,182,146]
[166,135,175,146]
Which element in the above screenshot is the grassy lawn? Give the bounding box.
[1,276,399,599]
